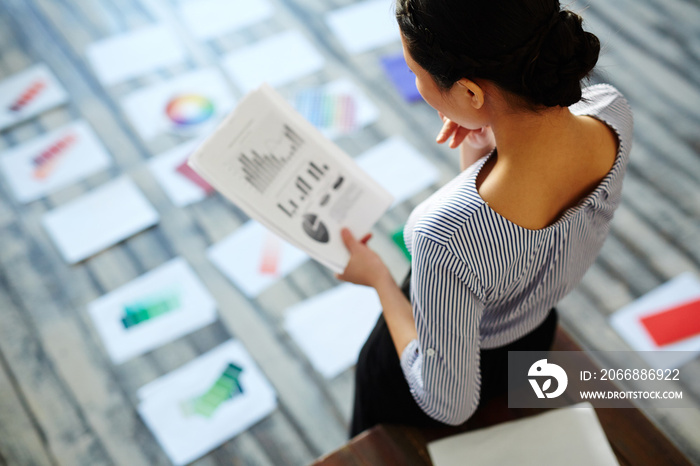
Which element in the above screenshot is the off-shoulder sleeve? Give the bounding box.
[399,232,484,425]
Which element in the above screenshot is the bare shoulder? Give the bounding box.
[476,116,619,231]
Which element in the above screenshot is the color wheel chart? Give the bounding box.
[239,124,304,194]
[121,290,181,329]
[181,363,244,418]
[32,132,77,179]
[295,90,357,133]
[165,94,215,128]
[8,79,46,112]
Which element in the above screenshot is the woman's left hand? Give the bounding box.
[335,228,391,288]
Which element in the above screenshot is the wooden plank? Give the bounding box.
[206,430,276,466]
[622,175,700,265]
[249,411,317,466]
[587,0,700,88]
[69,0,121,36]
[609,205,697,280]
[314,424,431,466]
[632,110,700,185]
[103,0,152,31]
[0,228,114,466]
[578,262,637,315]
[0,328,56,466]
[596,233,661,297]
[35,0,97,54]
[627,144,700,219]
[0,214,167,466]
[327,370,356,428]
[584,10,700,141]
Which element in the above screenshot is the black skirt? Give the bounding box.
[349,273,558,437]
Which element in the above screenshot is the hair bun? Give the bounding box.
[523,10,601,107]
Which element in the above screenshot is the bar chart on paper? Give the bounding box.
[32,132,77,179]
[181,363,245,418]
[9,79,46,112]
[294,89,357,133]
[239,124,304,194]
[121,290,182,329]
[277,161,330,219]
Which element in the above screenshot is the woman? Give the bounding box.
[336,0,633,437]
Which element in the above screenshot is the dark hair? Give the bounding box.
[396,0,600,108]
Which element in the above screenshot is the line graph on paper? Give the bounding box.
[238,124,303,194]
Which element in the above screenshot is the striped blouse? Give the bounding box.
[400,84,633,425]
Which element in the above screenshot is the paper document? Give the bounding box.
[189,84,393,273]
[610,272,700,369]
[221,31,324,92]
[0,64,68,131]
[284,283,381,378]
[428,403,619,466]
[86,25,186,86]
[0,120,112,203]
[149,140,212,207]
[121,68,236,141]
[138,340,277,465]
[381,53,422,102]
[326,0,399,54]
[207,221,309,298]
[42,177,159,264]
[178,0,274,40]
[356,137,439,206]
[641,297,700,346]
[292,79,379,140]
[88,257,218,364]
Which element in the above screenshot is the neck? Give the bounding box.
[489,105,580,166]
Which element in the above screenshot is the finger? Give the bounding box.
[360,233,372,245]
[436,119,459,144]
[340,228,357,251]
[436,119,455,143]
[450,126,470,148]
[466,126,493,149]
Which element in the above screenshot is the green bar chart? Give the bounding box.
[182,363,244,418]
[121,290,181,329]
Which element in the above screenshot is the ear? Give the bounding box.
[456,78,485,109]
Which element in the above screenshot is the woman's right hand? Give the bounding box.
[435,112,494,150]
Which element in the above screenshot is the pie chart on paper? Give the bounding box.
[302,214,329,243]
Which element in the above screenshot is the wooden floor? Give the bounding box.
[0,0,698,465]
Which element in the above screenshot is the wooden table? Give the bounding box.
[313,328,692,466]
